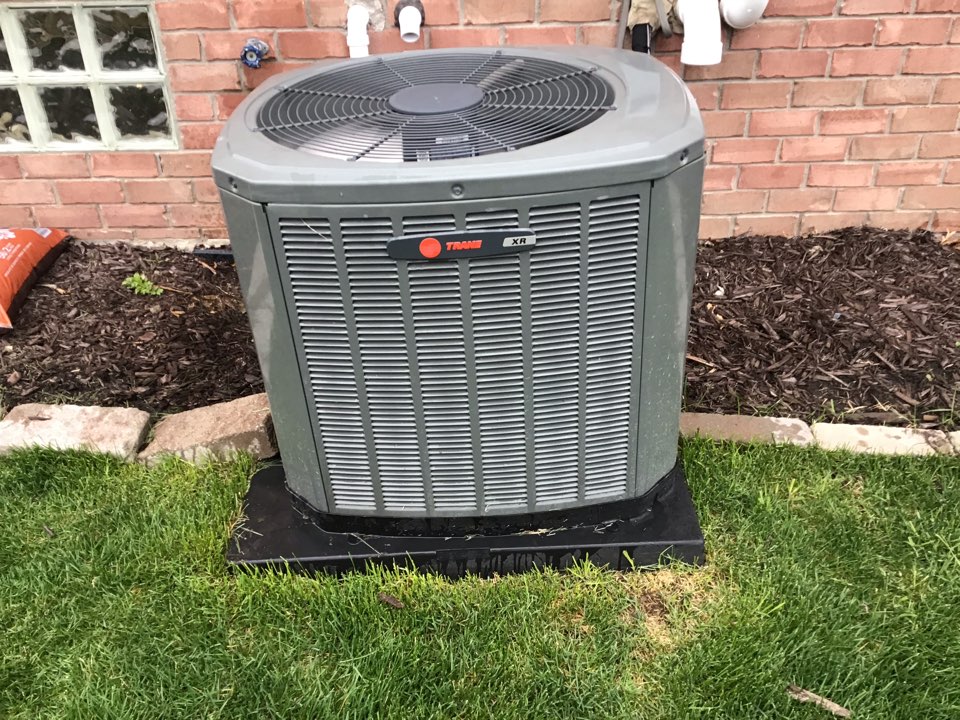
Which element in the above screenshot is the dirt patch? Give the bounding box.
[2,227,957,428]
[0,243,262,415]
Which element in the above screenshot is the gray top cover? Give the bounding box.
[213,46,703,205]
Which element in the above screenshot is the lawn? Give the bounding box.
[1,440,959,719]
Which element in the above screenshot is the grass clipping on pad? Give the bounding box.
[1,440,959,719]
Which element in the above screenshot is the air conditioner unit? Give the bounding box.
[215,47,706,576]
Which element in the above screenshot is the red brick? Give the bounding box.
[699,216,734,239]
[133,227,202,242]
[841,0,909,12]
[903,46,960,74]
[730,21,803,49]
[804,19,876,47]
[767,188,834,212]
[807,163,874,187]
[711,138,779,164]
[170,63,240,92]
[369,30,425,54]
[194,178,221,203]
[766,0,836,16]
[749,110,818,137]
[202,31,256,60]
[308,0,350,26]
[863,78,935,106]
[780,136,848,162]
[800,213,867,233]
[3,206,33,226]
[932,210,960,230]
[656,54,682,74]
[720,81,792,109]
[684,52,756,81]
[867,211,932,230]
[32,205,101,229]
[540,0,611,22]
[19,153,88,179]
[915,0,960,11]
[242,61,310,90]
[702,111,747,138]
[180,123,225,150]
[876,162,943,186]
[688,83,720,111]
[738,165,805,189]
[175,94,215,121]
[160,152,212,177]
[919,133,960,159]
[124,179,194,203]
[505,25,576,45]
[877,17,951,45]
[217,93,246,120]
[77,229,134,242]
[0,180,55,205]
[91,153,159,178]
[834,188,900,211]
[934,79,960,104]
[465,0,534,24]
[831,48,903,77]
[387,0,459,26]
[890,107,958,133]
[56,180,124,204]
[0,156,19,179]
[156,0,229,30]
[233,0,306,28]
[820,109,888,135]
[902,186,960,209]
[703,166,737,191]
[429,27,501,48]
[758,50,828,78]
[792,79,862,107]
[850,135,919,160]
[701,190,767,215]
[734,215,800,237]
[168,203,226,227]
[580,23,619,47]
[952,18,960,43]
[278,30,348,58]
[101,204,167,228]
[946,162,960,184]
[163,33,201,60]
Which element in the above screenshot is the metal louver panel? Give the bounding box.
[275,190,645,516]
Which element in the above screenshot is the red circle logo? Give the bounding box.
[419,237,441,259]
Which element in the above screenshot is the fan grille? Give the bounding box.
[255,51,615,163]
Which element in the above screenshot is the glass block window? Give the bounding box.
[0,3,175,151]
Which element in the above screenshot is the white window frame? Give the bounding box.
[0,1,178,152]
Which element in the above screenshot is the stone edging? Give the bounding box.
[0,400,957,464]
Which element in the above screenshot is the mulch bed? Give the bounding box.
[1,227,958,428]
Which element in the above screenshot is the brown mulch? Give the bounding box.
[0,242,262,415]
[1,227,958,428]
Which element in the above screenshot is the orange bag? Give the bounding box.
[0,228,71,334]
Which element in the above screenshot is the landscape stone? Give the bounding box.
[948,431,960,455]
[812,423,952,456]
[138,394,276,466]
[0,403,150,461]
[680,413,814,446]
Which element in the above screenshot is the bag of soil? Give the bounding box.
[0,228,71,335]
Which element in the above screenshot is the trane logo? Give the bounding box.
[445,240,483,251]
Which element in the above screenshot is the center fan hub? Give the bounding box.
[387,83,484,115]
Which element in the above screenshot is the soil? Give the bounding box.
[1,227,958,428]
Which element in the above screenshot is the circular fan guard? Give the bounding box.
[255,51,615,163]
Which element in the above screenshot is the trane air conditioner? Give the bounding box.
[215,47,706,576]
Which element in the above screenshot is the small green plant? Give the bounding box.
[122,273,163,297]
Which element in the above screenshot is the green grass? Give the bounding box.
[1,441,959,719]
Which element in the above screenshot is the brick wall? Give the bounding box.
[2,0,958,243]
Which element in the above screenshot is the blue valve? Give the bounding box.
[241,38,270,69]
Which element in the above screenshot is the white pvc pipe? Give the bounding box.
[720,0,769,29]
[675,0,723,66]
[398,5,422,43]
[346,4,370,58]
